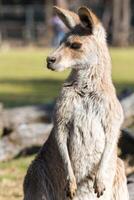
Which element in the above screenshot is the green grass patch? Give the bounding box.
[0,155,34,200]
[0,48,133,107]
[111,48,134,93]
[0,155,34,182]
[0,48,68,107]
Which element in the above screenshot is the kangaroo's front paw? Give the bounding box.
[93,177,106,198]
[66,177,77,199]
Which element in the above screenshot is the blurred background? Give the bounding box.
[0,1,134,200]
[0,0,133,46]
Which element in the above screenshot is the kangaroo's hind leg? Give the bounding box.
[23,159,55,200]
[112,158,129,200]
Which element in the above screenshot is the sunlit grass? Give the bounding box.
[0,156,34,200]
[111,48,134,92]
[0,48,68,107]
[0,47,134,107]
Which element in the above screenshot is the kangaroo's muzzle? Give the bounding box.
[46,56,56,70]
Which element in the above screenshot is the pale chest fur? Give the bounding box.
[55,87,106,182]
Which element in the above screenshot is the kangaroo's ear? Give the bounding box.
[54,6,80,29]
[78,6,99,32]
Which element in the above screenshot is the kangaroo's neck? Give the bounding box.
[65,49,115,94]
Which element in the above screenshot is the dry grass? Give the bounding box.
[0,156,33,200]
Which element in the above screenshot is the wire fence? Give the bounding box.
[0,5,47,45]
[0,4,134,46]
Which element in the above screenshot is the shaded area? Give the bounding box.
[0,78,134,107]
[0,78,63,107]
[114,82,134,95]
[15,146,41,158]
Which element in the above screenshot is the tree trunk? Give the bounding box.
[121,93,134,128]
[0,103,4,135]
[112,0,130,46]
[44,0,54,45]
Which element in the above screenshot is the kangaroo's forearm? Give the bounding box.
[98,133,117,173]
[98,101,123,174]
[54,125,74,180]
[98,119,121,175]
[58,141,74,180]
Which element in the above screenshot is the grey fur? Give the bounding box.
[23,6,129,200]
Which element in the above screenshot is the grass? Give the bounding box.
[111,48,134,93]
[0,47,134,200]
[0,48,68,107]
[0,156,34,200]
[0,48,133,107]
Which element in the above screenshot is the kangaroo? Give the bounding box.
[23,6,129,200]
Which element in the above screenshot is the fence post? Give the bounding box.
[0,4,2,45]
[25,6,35,43]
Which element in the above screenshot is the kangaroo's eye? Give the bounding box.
[65,41,71,47]
[70,42,82,50]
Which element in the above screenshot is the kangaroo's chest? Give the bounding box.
[69,94,105,137]
[66,94,105,180]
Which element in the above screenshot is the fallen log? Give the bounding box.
[127,174,134,200]
[119,129,134,175]
[2,103,54,134]
[0,93,133,162]
[121,93,134,128]
[0,123,53,162]
[1,93,134,134]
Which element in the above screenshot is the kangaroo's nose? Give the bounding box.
[47,56,56,64]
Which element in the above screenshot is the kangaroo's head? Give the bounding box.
[47,6,107,72]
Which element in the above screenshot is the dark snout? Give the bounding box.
[46,56,56,70]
